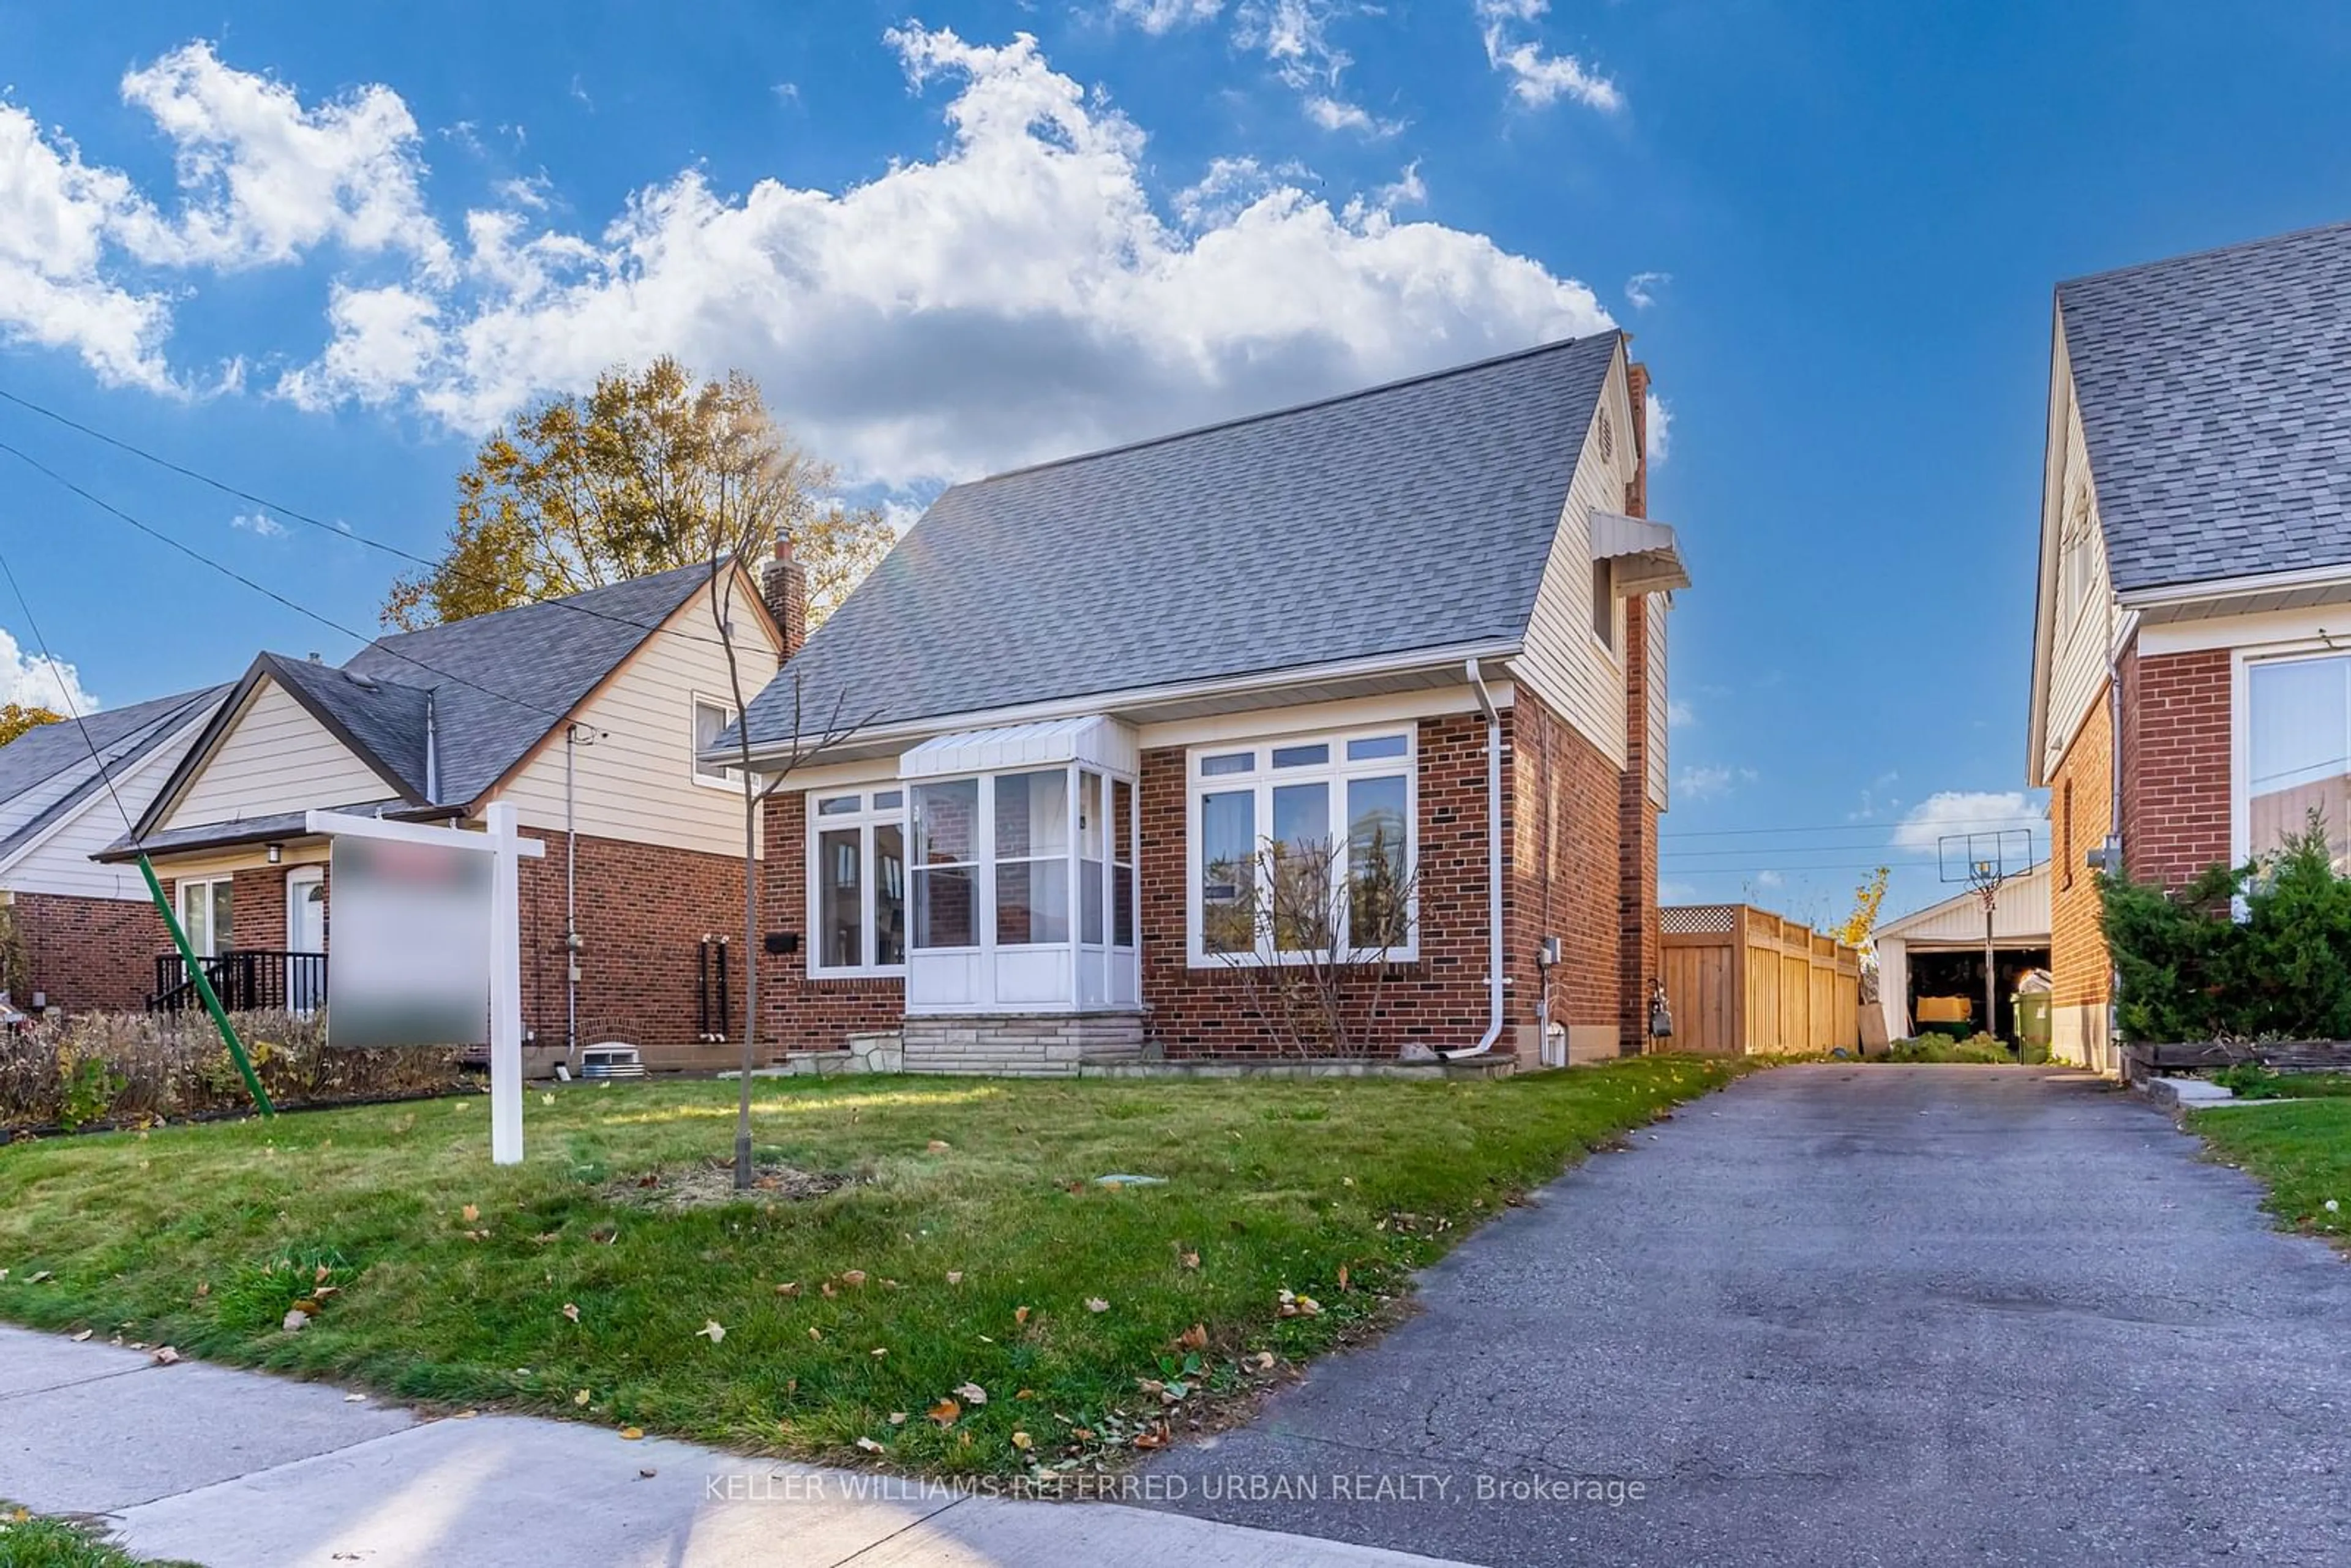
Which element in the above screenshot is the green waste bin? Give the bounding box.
[2014,992,2052,1059]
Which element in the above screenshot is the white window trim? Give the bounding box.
[2232,638,2351,868]
[177,875,234,959]
[1184,725,1420,969]
[903,768,1142,961]
[805,787,909,978]
[691,692,746,791]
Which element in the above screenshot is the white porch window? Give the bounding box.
[177,876,234,958]
[806,789,907,975]
[899,717,1141,1015]
[1187,728,1417,966]
[2246,651,2351,869]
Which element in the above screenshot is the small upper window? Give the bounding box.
[1591,560,1614,650]
[816,794,863,816]
[1201,752,1255,777]
[693,697,743,785]
[1272,744,1330,768]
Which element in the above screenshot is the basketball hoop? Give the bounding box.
[1940,830,2041,1049]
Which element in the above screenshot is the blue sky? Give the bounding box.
[2,1,2348,926]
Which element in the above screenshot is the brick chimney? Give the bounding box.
[760,536,808,664]
[1623,360,1650,519]
[1618,357,1659,1052]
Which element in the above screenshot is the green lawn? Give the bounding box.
[0,1507,187,1568]
[2191,1099,2351,1241]
[0,1058,1750,1478]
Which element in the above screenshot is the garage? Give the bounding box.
[1873,863,2051,1045]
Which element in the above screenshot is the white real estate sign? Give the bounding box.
[306,803,545,1165]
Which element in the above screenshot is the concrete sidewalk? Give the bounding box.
[0,1327,1461,1567]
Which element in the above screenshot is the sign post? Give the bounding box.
[306,803,545,1165]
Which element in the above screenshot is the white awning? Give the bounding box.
[898,714,1140,780]
[1591,511,1692,593]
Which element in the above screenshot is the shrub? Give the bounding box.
[2099,819,2351,1044]
[1886,1032,2015,1063]
[0,1010,464,1131]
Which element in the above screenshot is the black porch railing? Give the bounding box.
[149,950,328,1015]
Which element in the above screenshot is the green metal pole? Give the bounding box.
[136,853,274,1118]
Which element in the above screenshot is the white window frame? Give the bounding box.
[2232,640,2351,869]
[691,694,745,789]
[805,787,909,977]
[176,875,234,959]
[1184,726,1419,969]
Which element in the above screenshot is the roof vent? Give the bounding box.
[1597,410,1614,465]
[345,671,378,691]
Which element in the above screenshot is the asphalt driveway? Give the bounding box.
[1148,1065,2351,1566]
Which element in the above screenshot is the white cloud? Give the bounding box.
[0,627,99,714]
[230,510,287,536]
[1891,790,2047,860]
[1645,390,1671,468]
[1474,1,1622,112]
[1667,697,1693,729]
[279,24,1613,484]
[1658,879,1699,904]
[1624,269,1667,310]
[1754,869,1784,889]
[0,104,176,389]
[1676,763,1757,802]
[1104,0,1226,33]
[119,42,452,279]
[1302,94,1403,137]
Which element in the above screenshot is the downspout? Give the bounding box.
[424,691,438,805]
[1442,657,1509,1060]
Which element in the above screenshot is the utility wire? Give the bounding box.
[0,437,568,723]
[0,383,754,654]
[1663,816,2047,839]
[0,543,138,840]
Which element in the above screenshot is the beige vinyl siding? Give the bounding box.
[163,679,401,830]
[498,583,778,858]
[2042,368,2120,783]
[0,721,205,901]
[1508,347,1634,768]
[1645,593,1670,808]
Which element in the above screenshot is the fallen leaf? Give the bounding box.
[1133,1429,1168,1450]
[1011,1431,1033,1450]
[541,1093,556,1106]
[955,1381,988,1405]
[70,1329,92,1342]
[945,1270,964,1286]
[1338,1265,1351,1291]
[574,1389,592,1406]
[452,1409,478,1420]
[808,1327,823,1341]
[620,1427,645,1441]
[1016,1388,1036,1400]
[345,1392,367,1403]
[696,1319,726,1344]
[855,1436,886,1454]
[195,1281,210,1298]
[1180,1251,1201,1270]
[27,1270,51,1283]
[1252,1351,1277,1371]
[291,1298,321,1316]
[281,1309,310,1333]
[927,1398,962,1427]
[840,1270,868,1288]
[1014,1305,1031,1326]
[151,1346,181,1365]
[461,1204,480,1223]
[871,1347,888,1358]
[775,1281,800,1297]
[561,1302,581,1323]
[888,1411,908,1425]
[1176,1323,1208,1351]
[638,1468,657,1479]
[1086,1297,1109,1313]
[926,1139,950,1152]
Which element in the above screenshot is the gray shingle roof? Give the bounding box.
[739,332,1624,745]
[339,561,713,805]
[0,686,227,862]
[2058,220,2351,593]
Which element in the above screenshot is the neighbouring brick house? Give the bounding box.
[97,561,789,1072]
[2028,220,2351,1074]
[0,686,227,1013]
[726,333,1690,1073]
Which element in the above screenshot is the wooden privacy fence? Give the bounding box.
[1657,905,1862,1056]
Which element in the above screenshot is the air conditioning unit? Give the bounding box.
[578,1043,646,1079]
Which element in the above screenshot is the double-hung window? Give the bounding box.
[692,696,744,787]
[1188,729,1415,965]
[2246,651,2351,870]
[176,876,234,959]
[807,789,907,974]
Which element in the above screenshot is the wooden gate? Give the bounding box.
[1658,905,1860,1056]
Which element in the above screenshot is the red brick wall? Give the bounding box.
[2049,686,2113,1010]
[2120,647,2232,888]
[1618,596,1659,1052]
[1509,688,1629,1051]
[1140,710,1499,1053]
[760,789,909,1056]
[8,891,170,1013]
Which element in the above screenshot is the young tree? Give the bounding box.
[383,358,893,629]
[0,703,62,748]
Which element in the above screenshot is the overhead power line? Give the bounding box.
[0,437,568,723]
[1662,816,2047,840]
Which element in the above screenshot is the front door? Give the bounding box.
[286,866,326,1012]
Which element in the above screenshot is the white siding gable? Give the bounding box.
[0,715,211,901]
[497,579,780,858]
[163,678,402,830]
[2041,362,2120,781]
[1509,346,1636,765]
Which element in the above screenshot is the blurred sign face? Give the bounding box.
[328,835,493,1049]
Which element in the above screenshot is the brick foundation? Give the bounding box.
[7,891,171,1013]
[902,1012,1143,1075]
